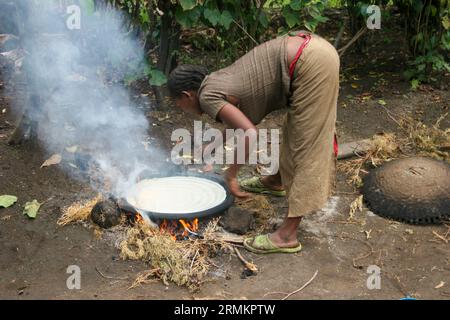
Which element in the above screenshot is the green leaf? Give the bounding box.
[442,16,450,30]
[204,8,220,26]
[149,69,167,86]
[430,5,437,17]
[312,15,329,23]
[140,10,149,24]
[377,99,387,106]
[413,1,424,13]
[283,9,300,28]
[179,0,197,11]
[410,79,420,90]
[259,12,269,29]
[175,6,201,28]
[403,68,415,80]
[0,195,17,208]
[175,6,192,28]
[304,19,319,32]
[290,0,303,11]
[219,10,234,30]
[277,26,288,36]
[143,64,152,77]
[23,200,41,219]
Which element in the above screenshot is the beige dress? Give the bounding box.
[198,33,340,217]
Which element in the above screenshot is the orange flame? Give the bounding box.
[159,219,178,241]
[179,218,199,237]
[134,213,199,241]
[135,213,144,223]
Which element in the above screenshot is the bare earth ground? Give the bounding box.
[0,22,449,300]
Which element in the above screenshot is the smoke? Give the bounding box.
[19,1,161,197]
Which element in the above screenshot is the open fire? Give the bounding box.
[134,213,200,241]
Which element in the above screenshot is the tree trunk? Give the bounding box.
[346,0,366,53]
[152,0,180,109]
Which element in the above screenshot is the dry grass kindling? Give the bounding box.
[338,112,449,186]
[338,133,401,186]
[57,194,102,226]
[120,218,229,291]
[348,195,364,220]
[57,197,247,291]
[401,113,450,162]
[237,195,276,233]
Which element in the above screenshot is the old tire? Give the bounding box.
[362,157,450,225]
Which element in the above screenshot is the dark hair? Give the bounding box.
[167,64,209,97]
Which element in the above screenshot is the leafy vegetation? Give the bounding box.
[397,0,450,87]
[94,0,448,95]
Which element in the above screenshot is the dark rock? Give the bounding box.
[220,206,255,235]
[90,199,122,229]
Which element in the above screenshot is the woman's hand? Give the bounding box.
[216,104,256,199]
[225,165,251,198]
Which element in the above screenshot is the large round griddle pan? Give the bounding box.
[362,157,450,224]
[121,172,234,220]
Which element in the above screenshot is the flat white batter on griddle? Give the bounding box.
[126,176,227,214]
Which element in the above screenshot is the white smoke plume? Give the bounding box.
[16,1,162,197]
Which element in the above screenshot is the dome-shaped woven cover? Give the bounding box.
[362,157,450,224]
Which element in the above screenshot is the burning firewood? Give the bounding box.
[119,217,256,291]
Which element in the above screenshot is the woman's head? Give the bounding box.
[167,65,208,115]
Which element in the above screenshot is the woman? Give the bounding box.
[167,31,339,254]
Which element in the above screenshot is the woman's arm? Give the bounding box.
[217,104,257,198]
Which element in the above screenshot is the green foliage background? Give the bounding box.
[98,0,449,89]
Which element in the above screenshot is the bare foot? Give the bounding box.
[268,232,299,249]
[260,175,284,191]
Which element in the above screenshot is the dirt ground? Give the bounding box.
[1,20,449,300]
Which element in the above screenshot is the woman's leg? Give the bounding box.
[271,36,340,248]
[269,217,302,247]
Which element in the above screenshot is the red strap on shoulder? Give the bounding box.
[289,33,311,80]
[334,134,339,157]
[288,33,338,157]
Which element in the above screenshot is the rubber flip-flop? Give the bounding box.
[243,234,302,254]
[239,177,286,197]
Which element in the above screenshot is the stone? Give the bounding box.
[91,199,122,229]
[220,206,255,235]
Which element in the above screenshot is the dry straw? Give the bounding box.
[338,112,449,186]
[57,194,102,226]
[237,195,276,233]
[120,218,229,291]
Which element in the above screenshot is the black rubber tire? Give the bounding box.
[362,157,450,225]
